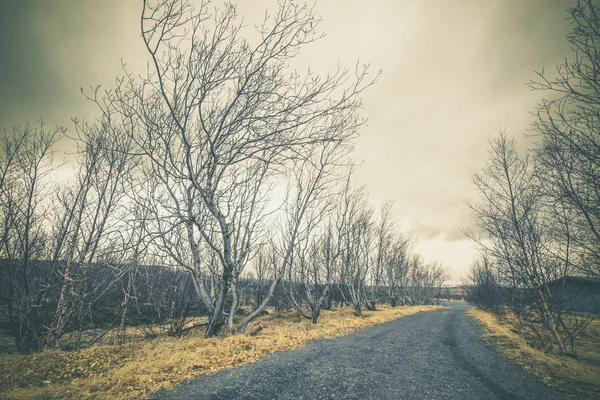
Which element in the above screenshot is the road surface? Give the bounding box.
[149,302,564,399]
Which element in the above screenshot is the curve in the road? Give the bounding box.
[149,302,564,400]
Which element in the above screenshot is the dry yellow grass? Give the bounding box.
[0,305,439,400]
[468,307,600,399]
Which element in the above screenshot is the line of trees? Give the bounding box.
[465,0,600,353]
[0,0,449,353]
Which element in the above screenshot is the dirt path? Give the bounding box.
[149,302,564,399]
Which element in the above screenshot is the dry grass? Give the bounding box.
[0,305,439,400]
[468,307,600,399]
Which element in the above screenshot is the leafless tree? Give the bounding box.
[337,186,374,316]
[115,180,154,343]
[461,0,600,354]
[0,122,64,351]
[530,0,600,278]
[88,0,376,337]
[286,216,340,324]
[384,233,415,307]
[248,245,272,311]
[414,259,449,305]
[239,138,347,328]
[469,132,573,352]
[463,255,504,313]
[369,201,396,310]
[44,119,136,348]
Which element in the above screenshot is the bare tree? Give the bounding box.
[337,186,374,317]
[384,232,414,307]
[286,218,340,324]
[0,122,64,351]
[45,120,136,348]
[530,0,600,278]
[463,255,503,313]
[115,179,154,343]
[418,260,449,305]
[88,0,376,337]
[461,0,600,354]
[248,245,272,312]
[238,138,349,330]
[369,201,396,310]
[469,132,572,352]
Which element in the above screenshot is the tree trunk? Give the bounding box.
[236,277,281,333]
[227,279,238,332]
[117,270,134,343]
[311,308,320,324]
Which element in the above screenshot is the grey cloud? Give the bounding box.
[0,0,579,279]
[411,220,468,243]
[0,0,141,129]
[0,1,62,126]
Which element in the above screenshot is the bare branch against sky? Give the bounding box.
[0,0,576,283]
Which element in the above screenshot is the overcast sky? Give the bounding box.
[0,0,577,283]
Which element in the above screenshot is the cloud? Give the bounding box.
[0,0,579,280]
[0,0,142,129]
[0,1,62,126]
[410,220,467,243]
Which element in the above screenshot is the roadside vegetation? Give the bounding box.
[469,308,600,399]
[0,305,439,400]
[464,0,600,356]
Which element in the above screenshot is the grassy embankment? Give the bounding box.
[468,307,600,399]
[1,304,440,400]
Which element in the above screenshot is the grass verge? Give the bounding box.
[468,307,600,399]
[1,305,439,400]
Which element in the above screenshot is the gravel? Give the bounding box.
[148,302,564,400]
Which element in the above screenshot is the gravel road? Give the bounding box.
[149,302,564,399]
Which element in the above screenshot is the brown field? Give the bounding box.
[0,305,440,400]
[468,307,600,399]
